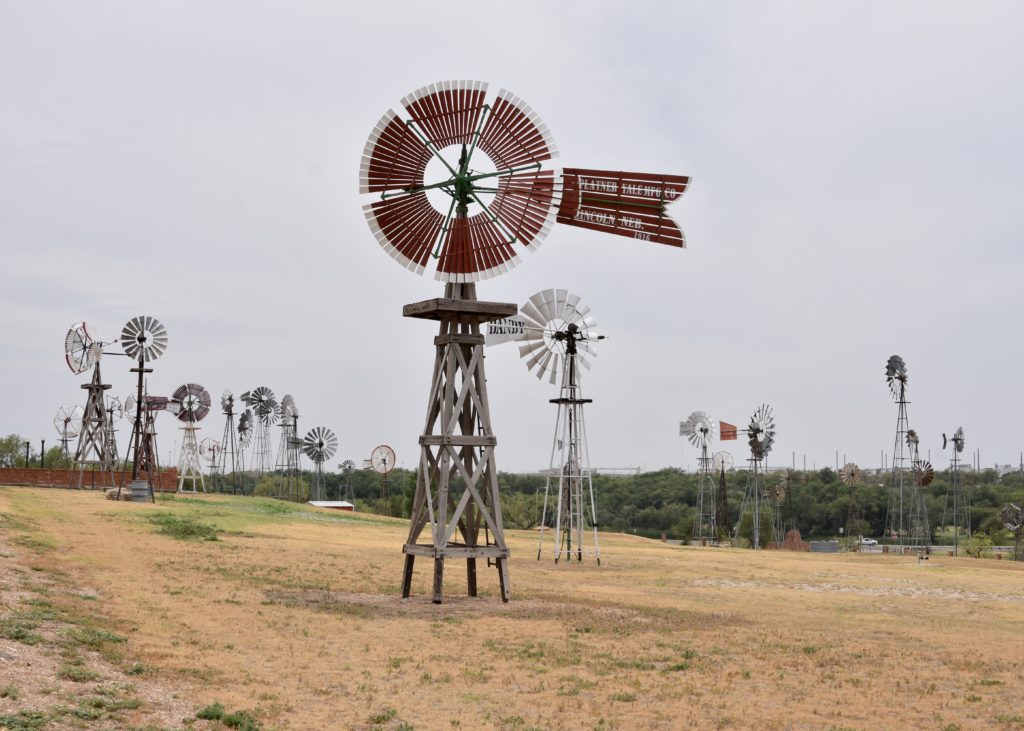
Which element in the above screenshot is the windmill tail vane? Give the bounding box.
[719,421,738,441]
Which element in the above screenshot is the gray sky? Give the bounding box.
[2,1,1023,474]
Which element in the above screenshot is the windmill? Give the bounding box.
[839,462,865,541]
[905,429,932,549]
[488,289,602,563]
[768,474,787,547]
[361,80,688,602]
[275,395,303,499]
[370,445,396,515]
[53,405,83,466]
[681,411,717,543]
[104,397,122,467]
[883,354,917,546]
[303,427,338,501]
[236,408,254,494]
[173,383,211,493]
[242,387,278,478]
[712,451,734,543]
[340,459,357,502]
[733,405,777,549]
[216,390,241,493]
[121,316,168,501]
[941,426,971,555]
[1001,503,1023,561]
[64,322,117,488]
[200,438,222,482]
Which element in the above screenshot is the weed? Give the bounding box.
[0,618,42,645]
[58,665,100,682]
[0,710,48,730]
[610,692,637,702]
[66,626,127,649]
[146,513,219,541]
[370,708,398,723]
[196,702,225,720]
[127,663,146,675]
[802,645,819,654]
[664,662,691,672]
[0,683,19,699]
[222,709,261,730]
[966,694,982,702]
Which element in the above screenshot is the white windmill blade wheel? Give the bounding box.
[518,340,548,360]
[520,300,547,329]
[535,289,560,322]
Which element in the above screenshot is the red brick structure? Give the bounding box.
[0,467,179,491]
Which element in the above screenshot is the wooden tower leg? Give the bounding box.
[400,285,516,604]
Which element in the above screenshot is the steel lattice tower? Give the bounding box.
[941,427,971,555]
[216,391,240,494]
[733,405,776,549]
[73,361,115,489]
[884,356,911,545]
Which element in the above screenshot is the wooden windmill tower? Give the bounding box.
[359,80,689,603]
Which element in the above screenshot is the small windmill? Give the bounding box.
[768,474,788,546]
[236,408,254,494]
[712,451,734,543]
[104,397,122,467]
[303,427,338,501]
[275,395,303,499]
[200,438,222,482]
[681,411,716,543]
[340,459,357,502]
[370,444,396,515]
[1001,503,1023,561]
[733,405,777,549]
[216,390,241,493]
[121,316,169,500]
[905,429,932,548]
[839,462,865,541]
[173,383,211,493]
[489,289,602,564]
[64,322,116,488]
[242,387,279,478]
[53,405,83,466]
[941,426,971,555]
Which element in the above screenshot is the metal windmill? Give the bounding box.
[370,444,396,515]
[200,438,222,482]
[303,427,338,501]
[681,411,717,543]
[733,405,777,549]
[275,395,304,499]
[361,80,689,603]
[53,404,83,466]
[883,354,914,546]
[104,397,122,467]
[340,459,357,502]
[1001,503,1023,561]
[216,390,241,493]
[236,408,254,494]
[839,462,865,540]
[941,426,971,555]
[905,429,932,548]
[242,387,279,478]
[173,383,211,493]
[768,474,787,546]
[121,316,168,500]
[64,322,119,488]
[712,451,734,543]
[487,289,602,564]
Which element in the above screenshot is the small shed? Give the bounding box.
[308,500,355,512]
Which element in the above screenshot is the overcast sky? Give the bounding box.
[2,1,1023,475]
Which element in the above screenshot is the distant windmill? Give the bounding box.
[303,428,338,501]
[733,405,777,549]
[941,427,971,555]
[681,411,716,543]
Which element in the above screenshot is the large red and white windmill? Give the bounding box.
[359,80,689,603]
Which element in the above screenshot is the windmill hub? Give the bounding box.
[422,145,499,215]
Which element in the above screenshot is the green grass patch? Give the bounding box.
[58,664,100,682]
[0,710,48,730]
[0,617,42,645]
[146,513,219,541]
[66,626,127,649]
[196,702,226,720]
[0,683,19,699]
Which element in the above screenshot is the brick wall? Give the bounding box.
[0,467,180,491]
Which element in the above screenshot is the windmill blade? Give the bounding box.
[64,322,95,374]
[120,316,168,362]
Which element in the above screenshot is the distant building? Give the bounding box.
[308,500,355,512]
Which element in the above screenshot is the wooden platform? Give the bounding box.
[403,297,517,322]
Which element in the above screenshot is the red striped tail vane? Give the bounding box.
[719,421,738,441]
[360,81,689,282]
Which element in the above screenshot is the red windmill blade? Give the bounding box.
[360,80,689,282]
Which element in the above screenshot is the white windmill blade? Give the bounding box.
[563,291,582,318]
[518,339,548,360]
[520,299,548,330]
[548,354,560,384]
[526,347,550,375]
[577,354,593,370]
[534,289,559,322]
[551,288,570,320]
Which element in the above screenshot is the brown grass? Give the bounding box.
[2,486,1023,730]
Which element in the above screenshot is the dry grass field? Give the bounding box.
[1,485,1023,730]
